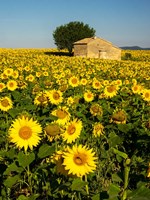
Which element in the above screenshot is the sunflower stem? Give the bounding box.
[27,164,33,194]
[85,175,89,195]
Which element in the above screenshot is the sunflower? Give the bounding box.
[1,73,8,80]
[36,71,42,78]
[92,79,102,89]
[68,76,80,87]
[25,74,35,82]
[17,80,27,89]
[3,68,13,76]
[43,71,49,77]
[104,84,118,98]
[63,144,97,177]
[103,80,109,86]
[47,89,63,105]
[115,79,122,86]
[131,84,142,94]
[51,150,69,176]
[93,123,104,137]
[62,119,82,143]
[8,116,42,152]
[51,106,70,125]
[44,122,62,142]
[0,96,13,112]
[132,78,137,85]
[34,91,49,106]
[110,109,127,124]
[80,78,88,86]
[12,70,19,79]
[6,80,18,91]
[90,103,103,117]
[66,96,74,106]
[0,82,6,92]
[124,79,130,85]
[59,84,68,92]
[141,89,150,102]
[84,90,94,102]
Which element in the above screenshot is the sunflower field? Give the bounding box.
[0,48,150,200]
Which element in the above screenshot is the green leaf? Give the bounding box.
[92,193,100,200]
[29,194,40,200]
[37,144,55,159]
[6,148,16,159]
[4,175,20,188]
[108,183,120,199]
[112,173,123,183]
[8,108,20,118]
[108,132,123,147]
[17,195,28,200]
[117,123,133,133]
[71,178,87,191]
[112,148,128,159]
[127,184,150,200]
[4,163,23,175]
[18,152,35,168]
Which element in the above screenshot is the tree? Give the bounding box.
[53,21,96,55]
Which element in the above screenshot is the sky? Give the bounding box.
[0,0,150,48]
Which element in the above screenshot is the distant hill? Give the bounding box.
[120,46,150,50]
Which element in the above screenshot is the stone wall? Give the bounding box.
[73,37,121,60]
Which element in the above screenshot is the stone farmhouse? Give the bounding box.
[73,37,121,60]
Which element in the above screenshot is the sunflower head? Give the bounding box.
[9,116,42,152]
[90,103,103,117]
[63,144,97,177]
[104,84,118,98]
[51,107,70,125]
[51,150,76,177]
[7,80,18,91]
[48,89,63,105]
[17,80,27,89]
[0,96,13,112]
[69,76,79,87]
[62,119,82,143]
[59,84,68,92]
[34,92,49,106]
[142,89,150,102]
[0,82,6,92]
[44,123,62,142]
[111,109,127,124]
[84,90,94,102]
[93,123,104,137]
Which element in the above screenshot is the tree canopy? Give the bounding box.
[53,21,96,55]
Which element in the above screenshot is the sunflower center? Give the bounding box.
[74,153,87,165]
[0,84,4,89]
[9,82,14,87]
[112,111,126,122]
[45,124,60,136]
[134,86,138,91]
[37,95,47,103]
[95,82,100,87]
[71,78,78,84]
[145,92,149,98]
[107,85,116,93]
[1,99,10,107]
[87,93,92,98]
[56,109,68,119]
[91,105,99,113]
[67,124,76,135]
[53,92,60,100]
[19,126,32,140]
[95,124,103,132]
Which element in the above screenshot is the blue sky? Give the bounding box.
[0,0,150,48]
